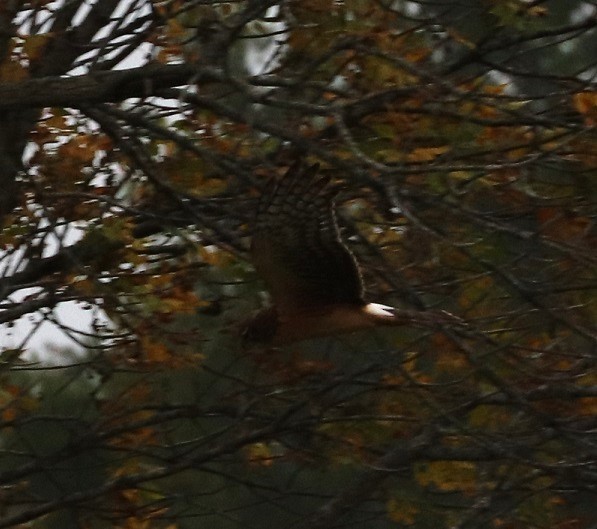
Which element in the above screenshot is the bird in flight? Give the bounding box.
[242,162,459,345]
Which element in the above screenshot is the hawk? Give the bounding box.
[242,163,457,345]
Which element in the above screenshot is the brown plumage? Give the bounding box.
[242,163,458,345]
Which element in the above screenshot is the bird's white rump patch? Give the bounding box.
[363,303,395,319]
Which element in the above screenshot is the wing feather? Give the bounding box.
[251,163,365,316]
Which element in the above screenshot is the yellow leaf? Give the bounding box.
[167,18,186,40]
[387,497,419,525]
[529,6,548,17]
[483,83,508,95]
[469,405,512,430]
[142,338,171,363]
[407,146,450,162]
[416,461,477,492]
[245,442,274,467]
[578,397,597,417]
[477,104,499,119]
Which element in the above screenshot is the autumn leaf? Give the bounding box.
[245,442,275,467]
[573,92,597,125]
[407,146,450,162]
[415,461,478,493]
[387,497,419,525]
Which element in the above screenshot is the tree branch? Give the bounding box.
[0,62,225,110]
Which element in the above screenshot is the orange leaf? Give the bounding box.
[407,146,450,162]
[573,92,597,125]
[142,338,171,363]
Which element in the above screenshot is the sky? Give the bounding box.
[0,221,100,358]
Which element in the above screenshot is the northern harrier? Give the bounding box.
[242,163,457,345]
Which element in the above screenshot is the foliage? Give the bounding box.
[0,1,595,528]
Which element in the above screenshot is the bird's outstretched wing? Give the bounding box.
[251,163,365,317]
